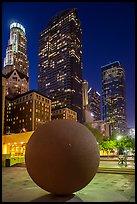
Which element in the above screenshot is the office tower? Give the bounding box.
[89,120,110,138]
[101,61,127,134]
[38,9,83,122]
[2,75,6,135]
[82,80,95,123]
[88,86,101,121]
[51,107,77,121]
[127,128,135,138]
[2,22,29,98]
[82,80,88,109]
[4,90,51,134]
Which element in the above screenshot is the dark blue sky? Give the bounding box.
[2,2,135,128]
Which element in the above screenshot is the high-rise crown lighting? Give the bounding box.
[10,22,25,33]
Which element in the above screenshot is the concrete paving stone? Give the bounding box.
[76,189,128,202]
[2,167,135,202]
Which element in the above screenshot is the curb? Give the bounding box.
[97,167,135,175]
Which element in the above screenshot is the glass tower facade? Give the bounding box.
[101,61,127,134]
[82,80,89,109]
[88,87,101,121]
[38,9,83,122]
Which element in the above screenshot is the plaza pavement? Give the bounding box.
[2,160,135,202]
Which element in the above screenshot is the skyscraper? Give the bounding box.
[82,80,89,109]
[88,86,101,121]
[2,22,29,98]
[38,8,83,122]
[101,61,127,134]
[2,74,6,135]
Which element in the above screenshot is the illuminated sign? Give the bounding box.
[10,22,25,33]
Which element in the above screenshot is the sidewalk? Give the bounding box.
[100,156,134,161]
[2,166,135,202]
[99,160,135,169]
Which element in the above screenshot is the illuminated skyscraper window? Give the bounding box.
[82,80,89,109]
[88,86,101,121]
[38,9,83,122]
[101,61,127,134]
[3,22,29,98]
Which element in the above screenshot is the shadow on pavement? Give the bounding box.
[30,193,83,202]
[11,163,26,167]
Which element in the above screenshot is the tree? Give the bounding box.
[84,123,103,143]
[116,135,135,150]
[99,140,117,151]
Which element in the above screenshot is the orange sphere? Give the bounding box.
[25,119,100,195]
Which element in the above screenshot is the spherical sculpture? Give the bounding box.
[25,119,100,195]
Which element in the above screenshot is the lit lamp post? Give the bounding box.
[117,135,121,141]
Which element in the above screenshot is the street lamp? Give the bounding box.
[117,135,121,141]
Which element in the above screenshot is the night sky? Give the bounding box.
[2,2,135,128]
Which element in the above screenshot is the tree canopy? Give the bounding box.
[84,123,103,143]
[84,123,135,151]
[116,135,135,149]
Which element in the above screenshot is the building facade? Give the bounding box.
[3,69,29,98]
[2,131,33,166]
[88,86,101,121]
[82,80,88,109]
[4,90,51,134]
[2,22,29,98]
[101,61,127,134]
[2,75,6,135]
[51,107,77,121]
[127,128,135,138]
[82,80,90,123]
[38,9,83,122]
[89,120,110,138]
